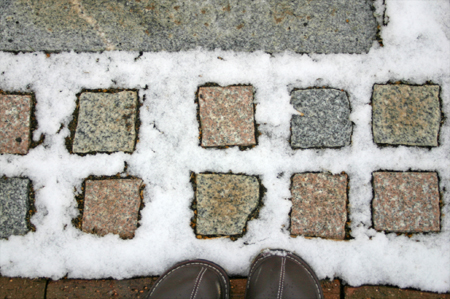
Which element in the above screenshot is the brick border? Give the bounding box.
[66,89,142,155]
[195,83,259,151]
[189,171,266,241]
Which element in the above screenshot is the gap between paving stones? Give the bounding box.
[190,172,266,241]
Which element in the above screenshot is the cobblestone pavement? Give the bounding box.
[1,0,450,297]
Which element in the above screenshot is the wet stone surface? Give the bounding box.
[82,178,143,239]
[291,173,348,240]
[0,94,32,155]
[73,91,138,154]
[0,178,30,238]
[198,86,256,147]
[372,172,440,233]
[372,84,441,146]
[1,0,378,53]
[290,89,352,148]
[195,173,260,235]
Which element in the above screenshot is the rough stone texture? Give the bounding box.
[195,173,259,235]
[372,84,441,146]
[0,94,31,155]
[0,178,30,238]
[46,277,156,299]
[291,89,352,148]
[0,276,47,299]
[82,178,143,239]
[345,286,450,299]
[199,86,256,147]
[291,173,348,239]
[0,0,378,53]
[73,91,138,154]
[372,172,440,233]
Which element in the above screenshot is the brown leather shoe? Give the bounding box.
[245,250,323,299]
[147,260,230,299]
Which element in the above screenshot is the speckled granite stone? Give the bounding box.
[372,172,440,233]
[196,173,259,235]
[0,178,30,238]
[198,86,256,147]
[290,89,352,148]
[73,91,138,153]
[0,94,31,155]
[291,173,347,239]
[82,179,143,239]
[0,0,377,53]
[372,84,441,146]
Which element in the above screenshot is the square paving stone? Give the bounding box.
[290,89,352,148]
[82,178,143,239]
[372,84,441,146]
[0,94,32,154]
[198,86,256,147]
[0,178,31,238]
[372,172,440,233]
[73,91,138,153]
[291,173,348,240]
[195,173,260,236]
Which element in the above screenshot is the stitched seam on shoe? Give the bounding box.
[277,256,286,299]
[246,254,272,291]
[149,262,229,298]
[286,256,322,299]
[190,267,207,299]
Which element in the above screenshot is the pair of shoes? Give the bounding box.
[146,250,323,299]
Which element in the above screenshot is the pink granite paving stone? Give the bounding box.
[291,173,348,240]
[198,86,256,147]
[0,94,32,154]
[82,178,143,239]
[372,172,440,233]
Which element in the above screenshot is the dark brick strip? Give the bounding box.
[345,286,450,299]
[2,276,449,298]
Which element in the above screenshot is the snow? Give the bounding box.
[1,0,449,293]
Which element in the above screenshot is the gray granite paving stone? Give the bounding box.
[290,89,352,148]
[1,0,377,53]
[0,178,30,238]
[73,91,138,154]
[372,84,441,146]
[195,173,260,236]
